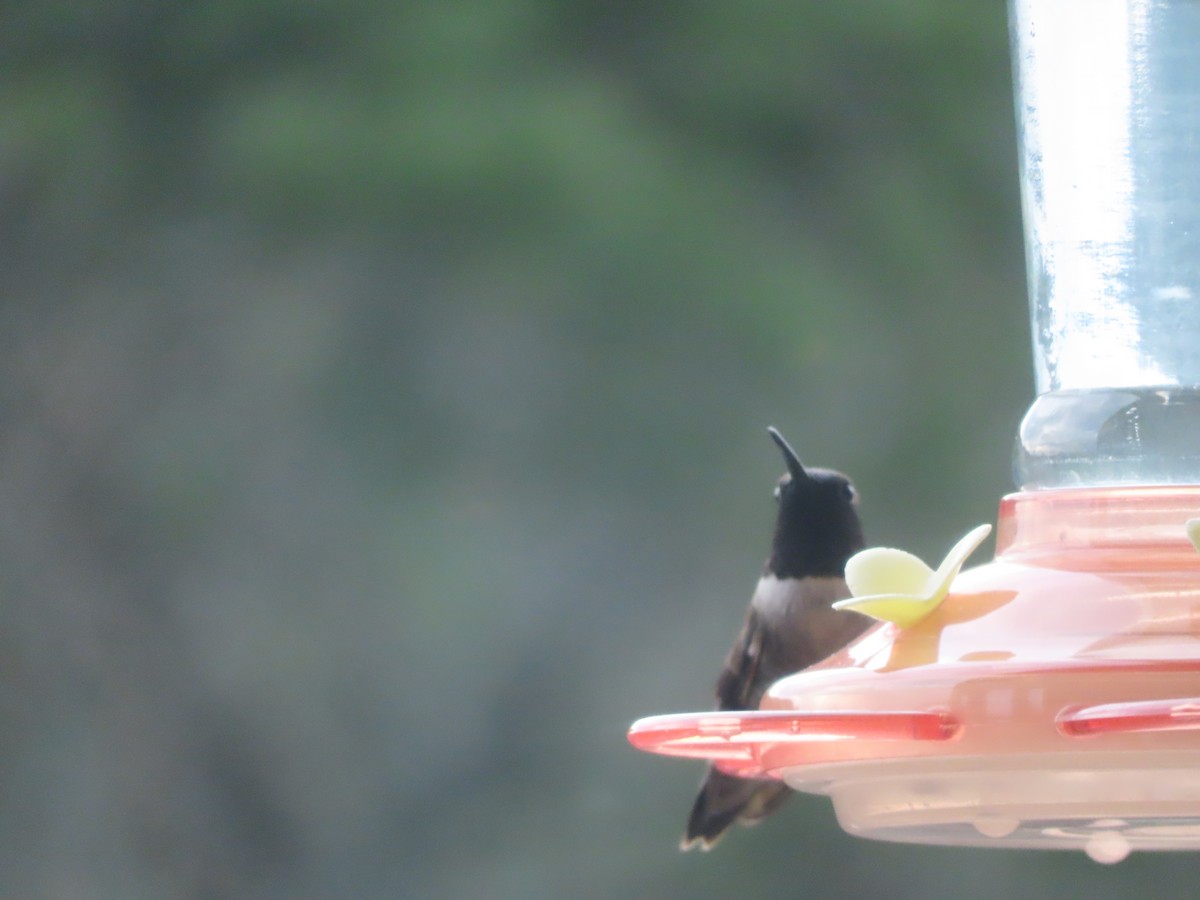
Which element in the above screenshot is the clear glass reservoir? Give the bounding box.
[1012,0,1200,489]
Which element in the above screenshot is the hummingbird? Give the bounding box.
[681,427,871,851]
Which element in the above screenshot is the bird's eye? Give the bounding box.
[773,485,782,501]
[844,483,857,501]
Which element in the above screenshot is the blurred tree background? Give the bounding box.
[2,1,1196,897]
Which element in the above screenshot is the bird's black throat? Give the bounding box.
[766,472,864,579]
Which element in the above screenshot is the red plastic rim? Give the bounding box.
[1057,697,1200,737]
[627,709,960,776]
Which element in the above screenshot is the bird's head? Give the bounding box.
[766,427,864,578]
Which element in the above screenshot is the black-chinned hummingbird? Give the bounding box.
[681,427,871,851]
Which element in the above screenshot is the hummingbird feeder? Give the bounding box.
[628,0,1200,863]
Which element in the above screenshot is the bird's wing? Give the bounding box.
[714,606,769,711]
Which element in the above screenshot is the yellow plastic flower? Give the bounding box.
[832,524,993,629]
[1187,518,1200,553]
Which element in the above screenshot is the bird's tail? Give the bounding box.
[680,767,791,851]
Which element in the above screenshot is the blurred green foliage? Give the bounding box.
[1,1,1193,897]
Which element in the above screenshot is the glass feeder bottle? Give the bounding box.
[1013,0,1200,489]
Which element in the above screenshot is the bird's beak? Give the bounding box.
[767,427,808,482]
